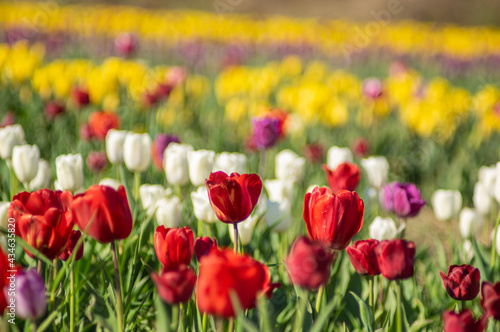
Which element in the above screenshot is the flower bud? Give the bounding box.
[188,149,215,187]
[459,208,485,238]
[59,230,84,261]
[326,146,353,170]
[473,182,492,216]
[431,189,462,221]
[442,310,487,332]
[264,179,294,202]
[440,265,480,301]
[151,134,180,170]
[55,154,84,192]
[375,239,415,280]
[164,143,193,185]
[123,133,152,172]
[29,160,51,191]
[0,124,25,160]
[44,101,66,120]
[265,199,292,233]
[0,202,9,230]
[275,149,305,183]
[369,216,397,241]
[105,129,128,164]
[194,236,218,261]
[361,156,389,189]
[6,270,47,320]
[12,144,40,184]
[152,265,196,305]
[86,151,108,173]
[481,281,500,321]
[139,184,170,217]
[347,239,380,276]
[156,196,182,228]
[190,186,218,223]
[214,152,247,174]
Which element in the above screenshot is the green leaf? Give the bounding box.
[471,237,491,281]
[349,292,374,332]
[309,297,338,332]
[229,290,259,332]
[155,295,171,332]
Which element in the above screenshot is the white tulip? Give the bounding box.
[29,160,51,191]
[494,162,500,203]
[55,154,84,192]
[106,129,129,164]
[478,166,497,197]
[140,184,170,216]
[0,124,25,160]
[431,189,462,221]
[123,133,151,172]
[473,182,492,215]
[229,215,258,246]
[0,202,10,230]
[275,149,305,183]
[214,152,247,174]
[12,145,40,184]
[326,146,353,170]
[266,199,292,233]
[264,179,294,202]
[164,143,193,185]
[361,156,389,188]
[459,208,485,238]
[99,178,121,190]
[190,186,218,223]
[188,149,215,186]
[156,196,182,228]
[369,216,397,241]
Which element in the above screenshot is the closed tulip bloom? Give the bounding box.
[191,186,218,223]
[196,248,271,318]
[473,182,492,216]
[151,134,180,170]
[29,160,51,191]
[303,187,364,250]
[369,216,398,241]
[105,129,128,164]
[154,226,194,270]
[0,124,25,160]
[123,133,152,172]
[70,86,90,108]
[443,310,487,332]
[478,165,496,197]
[347,239,380,276]
[481,281,500,321]
[361,156,389,189]
[139,184,170,217]
[8,189,73,259]
[275,149,305,183]
[251,116,280,150]
[56,154,84,193]
[7,270,47,320]
[303,143,324,164]
[156,196,182,228]
[214,152,247,174]
[431,189,462,220]
[381,182,426,218]
[264,179,294,202]
[86,151,108,173]
[99,178,122,190]
[286,237,334,290]
[352,138,370,158]
[71,185,132,243]
[362,78,383,99]
[266,199,292,233]
[152,265,197,305]
[440,265,480,301]
[59,230,84,262]
[322,163,361,193]
[44,101,65,120]
[194,236,218,261]
[88,111,121,141]
[188,149,215,186]
[205,172,262,224]
[0,202,9,230]
[326,146,353,170]
[164,143,193,185]
[375,239,415,280]
[229,215,258,246]
[115,32,138,56]
[459,208,485,238]
[12,144,40,184]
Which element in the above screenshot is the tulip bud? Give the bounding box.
[188,149,215,187]
[88,111,121,141]
[440,265,480,301]
[229,215,258,246]
[251,116,280,150]
[56,154,84,193]
[152,265,197,305]
[361,156,389,189]
[214,152,247,174]
[369,216,397,241]
[473,182,492,216]
[71,86,90,108]
[154,226,194,270]
[442,310,487,332]
[459,208,485,238]
[79,123,94,141]
[326,146,353,170]
[151,134,180,170]
[275,149,305,183]
[264,179,294,202]
[86,151,108,173]
[347,239,380,276]
[194,236,218,261]
[352,138,369,158]
[59,230,84,261]
[0,202,9,230]
[105,129,128,164]
[123,133,152,172]
[481,281,500,321]
[478,165,496,197]
[362,78,383,99]
[115,32,138,57]
[139,184,170,217]
[380,182,426,218]
[164,143,193,185]
[431,189,462,221]
[322,162,361,193]
[5,270,47,320]
[99,178,122,190]
[44,101,66,120]
[375,239,415,280]
[12,144,40,184]
[265,199,292,233]
[302,143,324,164]
[190,186,218,223]
[285,237,334,290]
[0,124,25,160]
[0,111,15,128]
[156,196,182,228]
[29,160,51,191]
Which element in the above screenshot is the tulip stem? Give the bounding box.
[394,280,403,332]
[37,260,42,276]
[111,242,125,332]
[202,313,208,332]
[294,289,308,331]
[133,172,141,201]
[233,224,238,253]
[315,285,324,314]
[369,277,374,310]
[8,161,18,199]
[259,150,267,178]
[198,218,204,237]
[490,210,500,269]
[227,318,234,332]
[70,267,75,332]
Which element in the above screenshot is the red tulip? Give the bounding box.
[322,163,361,193]
[152,265,197,305]
[285,236,334,290]
[346,239,380,276]
[71,86,90,108]
[194,236,218,262]
[79,123,94,141]
[86,151,108,173]
[303,143,324,164]
[154,226,194,270]
[375,239,415,280]
[8,189,74,259]
[0,247,21,313]
[443,310,487,332]
[481,281,500,321]
[44,101,66,120]
[196,248,272,318]
[440,265,480,301]
[71,185,132,243]
[88,111,121,141]
[59,230,84,262]
[303,187,364,250]
[205,172,262,224]
[352,138,369,158]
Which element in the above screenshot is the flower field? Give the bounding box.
[1,2,500,332]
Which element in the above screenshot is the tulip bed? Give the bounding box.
[1,3,500,332]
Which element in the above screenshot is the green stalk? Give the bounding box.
[202,313,208,332]
[315,285,324,314]
[294,289,308,332]
[70,267,75,332]
[490,210,500,269]
[259,150,267,178]
[171,306,179,331]
[369,277,374,310]
[198,218,204,237]
[9,161,18,199]
[133,172,141,201]
[111,242,125,332]
[395,280,403,332]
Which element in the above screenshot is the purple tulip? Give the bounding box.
[152,134,180,170]
[4,270,47,320]
[251,116,280,150]
[381,182,426,218]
